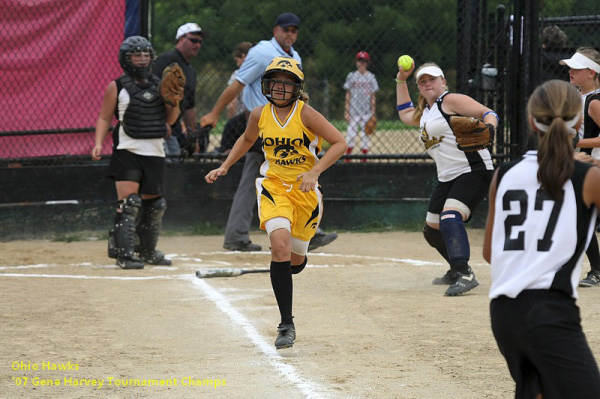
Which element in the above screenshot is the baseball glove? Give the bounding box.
[449,116,494,151]
[159,63,186,107]
[365,115,377,136]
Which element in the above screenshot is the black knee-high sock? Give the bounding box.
[587,234,600,272]
[270,261,293,325]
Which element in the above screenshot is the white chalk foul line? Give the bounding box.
[174,251,444,267]
[187,275,334,399]
[0,273,174,280]
[0,264,56,270]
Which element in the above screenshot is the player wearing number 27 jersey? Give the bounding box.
[489,151,597,299]
[483,80,600,398]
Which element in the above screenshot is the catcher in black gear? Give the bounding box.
[92,36,180,269]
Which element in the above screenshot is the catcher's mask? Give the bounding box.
[261,57,304,108]
[119,36,156,81]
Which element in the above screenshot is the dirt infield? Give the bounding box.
[2,230,600,398]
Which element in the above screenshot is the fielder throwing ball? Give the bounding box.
[205,57,347,349]
[395,60,498,296]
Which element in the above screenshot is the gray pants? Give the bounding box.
[223,151,325,245]
[224,152,263,245]
[163,136,181,163]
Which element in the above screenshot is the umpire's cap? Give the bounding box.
[274,13,300,28]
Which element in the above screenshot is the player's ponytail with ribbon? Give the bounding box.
[528,80,581,201]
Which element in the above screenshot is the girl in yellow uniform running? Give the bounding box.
[205,56,347,349]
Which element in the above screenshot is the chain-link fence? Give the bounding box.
[1,0,600,166]
[0,1,126,165]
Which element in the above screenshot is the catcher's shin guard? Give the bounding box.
[423,224,450,263]
[108,228,117,259]
[113,194,142,260]
[439,211,470,274]
[136,197,170,265]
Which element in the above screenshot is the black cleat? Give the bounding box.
[308,231,338,252]
[140,250,172,266]
[445,268,479,296]
[432,269,459,285]
[116,256,144,270]
[275,323,296,349]
[223,241,262,251]
[580,271,600,287]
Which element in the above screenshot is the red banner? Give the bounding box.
[0,0,124,156]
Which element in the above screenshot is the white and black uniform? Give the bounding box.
[578,89,600,276]
[420,91,493,182]
[421,92,494,222]
[579,89,600,159]
[489,151,600,398]
[108,76,167,195]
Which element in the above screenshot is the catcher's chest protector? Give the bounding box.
[119,75,167,139]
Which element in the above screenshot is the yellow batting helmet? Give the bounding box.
[261,56,304,107]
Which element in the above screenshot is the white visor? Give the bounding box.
[559,52,600,73]
[416,66,445,80]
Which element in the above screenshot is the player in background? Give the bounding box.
[215,42,254,154]
[559,48,600,287]
[343,51,379,162]
[483,79,600,398]
[396,61,498,296]
[92,36,179,269]
[205,57,347,349]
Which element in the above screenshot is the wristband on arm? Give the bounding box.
[397,101,414,111]
[483,110,499,123]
